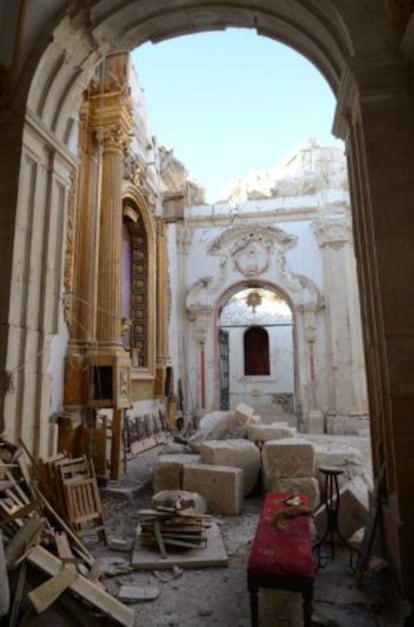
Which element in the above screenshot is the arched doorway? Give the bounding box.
[218,286,295,423]
[1,0,414,599]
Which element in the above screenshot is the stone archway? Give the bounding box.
[217,284,296,420]
[1,0,414,598]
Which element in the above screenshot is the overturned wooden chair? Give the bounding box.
[58,456,108,544]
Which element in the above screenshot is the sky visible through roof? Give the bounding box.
[131,28,343,203]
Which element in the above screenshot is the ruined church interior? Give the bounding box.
[1,1,414,625]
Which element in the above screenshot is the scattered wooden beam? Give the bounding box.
[27,544,134,627]
[28,566,78,614]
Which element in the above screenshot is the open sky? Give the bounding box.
[131,28,343,203]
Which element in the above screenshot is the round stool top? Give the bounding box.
[318,465,344,476]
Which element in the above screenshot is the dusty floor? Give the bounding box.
[86,441,410,627]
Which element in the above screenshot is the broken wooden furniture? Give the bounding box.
[247,492,315,627]
[38,454,108,544]
[0,442,133,626]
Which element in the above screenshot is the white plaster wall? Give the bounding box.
[174,142,369,430]
[226,324,294,410]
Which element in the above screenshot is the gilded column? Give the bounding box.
[96,124,128,347]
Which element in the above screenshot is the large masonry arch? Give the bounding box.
[2,0,414,599]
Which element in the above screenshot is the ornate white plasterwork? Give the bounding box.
[207,225,297,279]
[186,276,214,311]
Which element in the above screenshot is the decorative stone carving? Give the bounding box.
[177,228,193,254]
[312,217,352,248]
[234,240,269,276]
[97,124,129,153]
[123,153,145,187]
[186,277,214,310]
[208,225,297,279]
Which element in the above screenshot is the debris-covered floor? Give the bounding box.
[0,435,410,626]
[90,443,410,627]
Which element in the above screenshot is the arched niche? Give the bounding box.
[122,184,157,381]
[217,284,296,420]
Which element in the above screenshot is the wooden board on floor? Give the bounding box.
[27,545,134,627]
[28,567,78,614]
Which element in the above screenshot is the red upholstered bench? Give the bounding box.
[247,492,315,627]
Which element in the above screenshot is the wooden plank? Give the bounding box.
[9,561,26,627]
[27,545,134,627]
[153,520,167,559]
[54,532,77,572]
[28,566,78,614]
[5,514,44,569]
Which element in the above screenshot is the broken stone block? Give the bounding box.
[313,441,370,490]
[189,408,258,451]
[152,490,207,514]
[199,439,260,496]
[152,454,200,493]
[247,422,296,445]
[261,438,315,487]
[183,463,243,515]
[314,476,369,541]
[268,477,320,511]
[234,402,261,424]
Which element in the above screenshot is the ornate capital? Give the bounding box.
[312,217,352,248]
[97,124,129,153]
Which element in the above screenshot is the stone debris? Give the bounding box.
[199,439,260,496]
[152,454,200,492]
[261,438,316,487]
[117,584,160,602]
[188,405,259,451]
[152,490,207,514]
[247,422,296,445]
[183,463,244,515]
[314,475,369,540]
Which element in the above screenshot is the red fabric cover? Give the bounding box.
[247,492,315,587]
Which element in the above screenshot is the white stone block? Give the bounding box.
[152,454,200,493]
[183,463,243,515]
[234,402,255,420]
[268,477,320,511]
[314,476,369,541]
[247,423,296,444]
[199,439,260,496]
[262,438,315,485]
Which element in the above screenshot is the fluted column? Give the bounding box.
[96,124,128,347]
[156,218,169,363]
